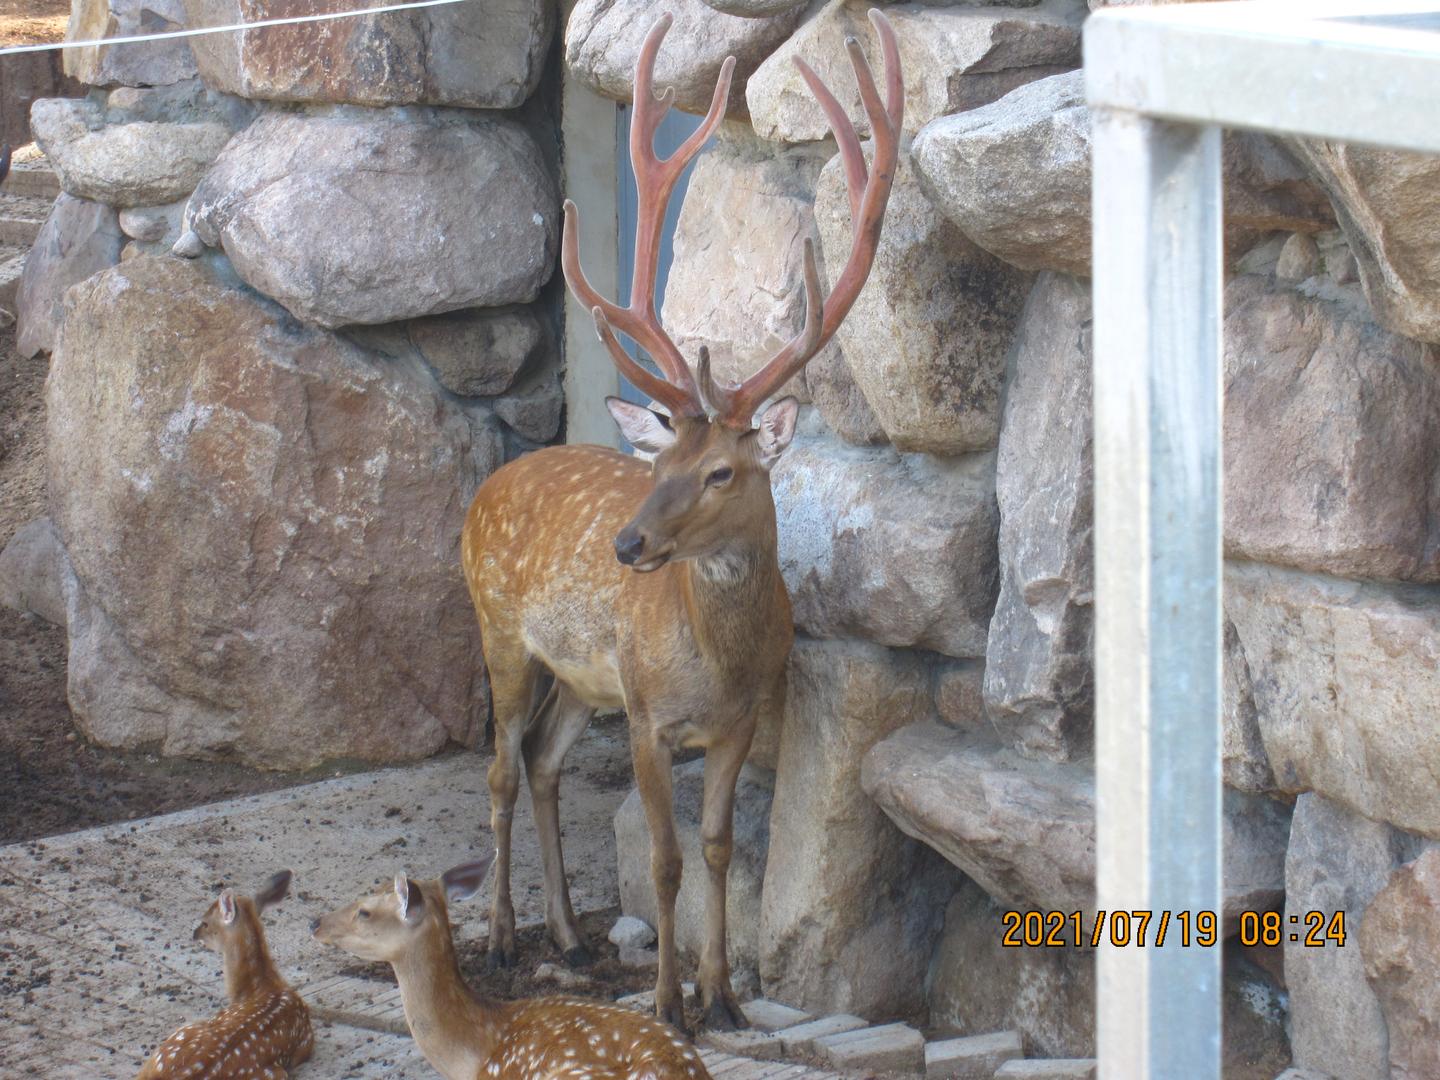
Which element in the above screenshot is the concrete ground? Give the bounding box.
[1,723,632,1078]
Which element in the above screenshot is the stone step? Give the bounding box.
[2,163,61,200]
[925,1031,1024,1079]
[777,1014,869,1056]
[704,1028,786,1060]
[815,1021,926,1074]
[0,250,26,314]
[742,999,814,1033]
[0,214,42,247]
[992,1060,1097,1080]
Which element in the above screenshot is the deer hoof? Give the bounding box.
[485,946,516,971]
[561,944,594,968]
[657,998,688,1033]
[702,995,748,1033]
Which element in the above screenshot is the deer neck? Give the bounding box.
[681,506,783,665]
[222,926,284,1002]
[391,928,501,1080]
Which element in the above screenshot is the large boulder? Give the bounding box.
[1360,847,1440,1080]
[47,254,497,768]
[813,147,1031,456]
[1223,274,1440,583]
[31,87,243,208]
[1284,795,1434,1080]
[64,0,198,88]
[614,760,774,977]
[746,0,1084,143]
[406,305,548,399]
[861,723,1292,936]
[761,638,956,1018]
[1290,141,1440,344]
[771,420,999,659]
[16,193,125,358]
[185,107,557,327]
[983,273,1093,761]
[911,71,1333,277]
[566,0,804,116]
[1226,562,1440,838]
[182,0,550,108]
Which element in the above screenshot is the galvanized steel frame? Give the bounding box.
[1084,4,1440,1078]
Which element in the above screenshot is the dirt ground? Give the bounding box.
[0,0,69,47]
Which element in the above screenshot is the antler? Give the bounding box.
[702,9,903,428]
[561,14,733,420]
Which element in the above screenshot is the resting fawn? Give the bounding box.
[137,870,313,1080]
[313,852,710,1080]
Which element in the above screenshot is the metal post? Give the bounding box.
[1090,108,1224,1079]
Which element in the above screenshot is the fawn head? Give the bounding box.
[194,869,293,954]
[561,12,902,574]
[313,853,496,964]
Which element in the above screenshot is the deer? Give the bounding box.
[313,852,712,1080]
[461,9,901,1033]
[137,870,313,1080]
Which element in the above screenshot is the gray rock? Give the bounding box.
[1290,140,1440,344]
[0,518,71,626]
[746,0,1084,143]
[183,0,551,108]
[186,107,558,328]
[814,146,1031,455]
[1275,231,1321,282]
[934,660,985,731]
[16,193,125,358]
[761,638,956,1018]
[770,422,999,658]
[48,254,497,768]
[923,1031,1023,1079]
[700,0,807,15]
[408,306,546,399]
[983,273,1092,761]
[614,759,773,976]
[1221,946,1292,1080]
[1227,562,1440,837]
[1222,615,1279,797]
[1284,794,1433,1080]
[1359,847,1440,1080]
[861,723,1291,936]
[608,915,657,949]
[1223,274,1440,583]
[117,200,186,245]
[492,366,564,444]
[911,72,1333,277]
[64,0,197,88]
[31,92,239,208]
[566,0,804,115]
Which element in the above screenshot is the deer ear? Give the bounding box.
[253,870,292,912]
[394,874,424,922]
[441,851,497,905]
[218,890,237,926]
[606,397,676,455]
[753,397,799,469]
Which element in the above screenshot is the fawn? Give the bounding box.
[137,870,313,1079]
[313,852,711,1080]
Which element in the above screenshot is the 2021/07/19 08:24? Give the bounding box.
[999,909,1347,948]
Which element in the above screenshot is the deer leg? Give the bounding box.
[522,682,596,967]
[695,725,754,1032]
[631,724,686,1031]
[486,658,545,970]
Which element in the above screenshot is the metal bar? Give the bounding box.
[1091,108,1224,1080]
[1086,3,1440,154]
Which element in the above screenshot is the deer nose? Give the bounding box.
[614,527,646,566]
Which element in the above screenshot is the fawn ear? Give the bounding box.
[752,397,799,469]
[606,397,676,455]
[394,873,424,923]
[441,852,497,905]
[218,890,237,926]
[253,870,292,912]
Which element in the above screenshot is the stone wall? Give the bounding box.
[2,0,564,768]
[571,1,1440,1073]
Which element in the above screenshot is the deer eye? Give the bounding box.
[706,466,733,487]
[357,909,370,920]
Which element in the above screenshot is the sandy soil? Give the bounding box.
[0,0,68,47]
